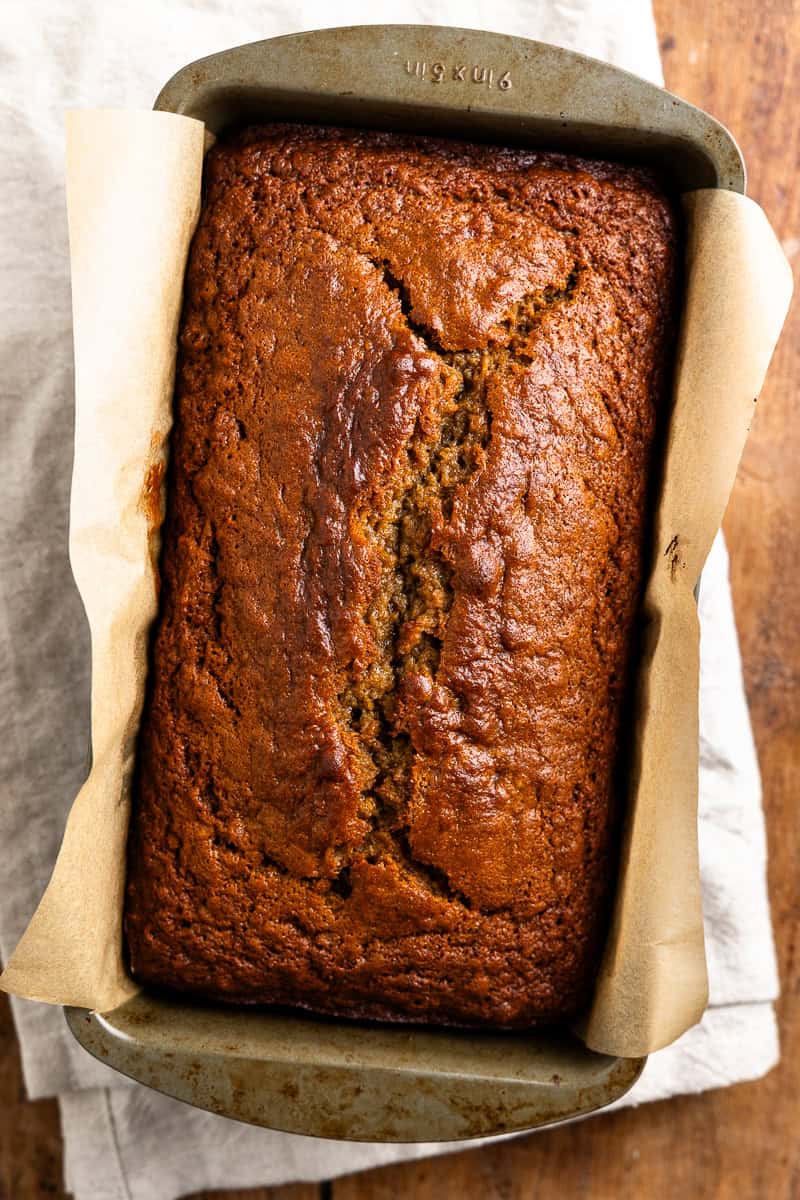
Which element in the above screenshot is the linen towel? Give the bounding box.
[0,1,778,1197]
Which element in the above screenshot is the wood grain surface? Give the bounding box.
[1,0,797,1196]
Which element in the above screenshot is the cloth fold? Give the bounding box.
[0,1,778,1198]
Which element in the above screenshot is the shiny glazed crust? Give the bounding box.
[124,125,679,1027]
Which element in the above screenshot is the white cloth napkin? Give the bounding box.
[0,1,779,1198]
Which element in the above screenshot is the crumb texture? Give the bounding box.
[124,125,678,1027]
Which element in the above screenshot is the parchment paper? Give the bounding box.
[0,111,204,1012]
[0,111,792,1055]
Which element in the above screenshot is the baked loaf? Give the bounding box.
[125,124,678,1027]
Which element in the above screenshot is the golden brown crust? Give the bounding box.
[124,125,679,1026]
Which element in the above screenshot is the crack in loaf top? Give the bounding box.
[124,124,679,1027]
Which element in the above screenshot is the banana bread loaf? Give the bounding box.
[124,124,679,1027]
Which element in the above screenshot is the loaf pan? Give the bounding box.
[65,24,744,1142]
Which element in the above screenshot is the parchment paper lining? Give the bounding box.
[1,111,792,1057]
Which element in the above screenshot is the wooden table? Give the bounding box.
[2,1,797,1196]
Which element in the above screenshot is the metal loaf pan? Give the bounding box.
[65,25,745,1143]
